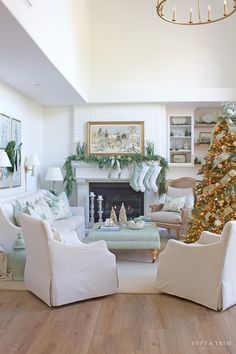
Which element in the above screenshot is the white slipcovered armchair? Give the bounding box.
[20,214,118,307]
[156,221,236,311]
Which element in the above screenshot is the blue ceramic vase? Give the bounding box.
[8,234,26,281]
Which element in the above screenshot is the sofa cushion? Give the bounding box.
[52,216,84,234]
[167,187,194,208]
[62,231,80,244]
[151,211,182,224]
[45,192,72,220]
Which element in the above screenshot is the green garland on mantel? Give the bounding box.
[63,142,168,197]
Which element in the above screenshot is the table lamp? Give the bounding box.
[45,167,63,195]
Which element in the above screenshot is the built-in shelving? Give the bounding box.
[168,115,194,166]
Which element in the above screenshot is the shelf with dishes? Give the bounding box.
[170,136,191,139]
[194,124,215,128]
[168,115,193,165]
[170,124,191,128]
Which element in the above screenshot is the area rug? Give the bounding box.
[115,232,168,294]
[115,249,159,294]
[0,232,170,293]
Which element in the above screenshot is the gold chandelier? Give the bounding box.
[156,0,236,25]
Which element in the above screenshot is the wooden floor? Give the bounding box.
[0,291,236,354]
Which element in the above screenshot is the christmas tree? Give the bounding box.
[185,103,236,243]
[110,207,117,223]
[119,203,127,224]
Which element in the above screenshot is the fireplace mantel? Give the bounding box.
[73,161,132,181]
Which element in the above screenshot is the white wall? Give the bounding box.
[74,103,167,156]
[89,0,236,102]
[42,106,74,195]
[0,81,44,198]
[1,0,90,101]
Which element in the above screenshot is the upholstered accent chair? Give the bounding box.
[20,213,118,307]
[150,177,196,239]
[156,221,236,311]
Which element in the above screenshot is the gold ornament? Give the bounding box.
[214,219,222,227]
[229,169,236,177]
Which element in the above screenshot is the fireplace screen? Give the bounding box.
[89,182,144,222]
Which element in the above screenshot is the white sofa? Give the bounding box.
[0,190,85,253]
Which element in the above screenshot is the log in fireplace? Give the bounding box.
[89,182,144,222]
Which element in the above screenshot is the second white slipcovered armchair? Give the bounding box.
[20,213,118,307]
[156,221,236,311]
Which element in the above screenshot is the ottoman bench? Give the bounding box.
[85,222,161,262]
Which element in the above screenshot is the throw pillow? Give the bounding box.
[31,197,55,224]
[167,187,195,208]
[14,200,30,227]
[51,229,64,242]
[162,196,186,213]
[45,192,72,220]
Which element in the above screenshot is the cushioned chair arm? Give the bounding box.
[70,206,84,217]
[150,204,163,212]
[159,239,223,272]
[197,231,222,244]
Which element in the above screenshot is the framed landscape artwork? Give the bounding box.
[11,118,22,187]
[0,114,10,149]
[173,154,186,163]
[87,121,144,155]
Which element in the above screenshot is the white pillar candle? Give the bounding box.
[172,7,176,21]
[224,0,227,16]
[208,6,211,21]
[189,8,193,23]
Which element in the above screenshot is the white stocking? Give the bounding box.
[138,163,149,192]
[150,162,162,192]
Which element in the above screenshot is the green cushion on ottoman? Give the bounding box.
[85,222,161,250]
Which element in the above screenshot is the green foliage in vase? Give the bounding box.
[5,141,22,173]
[63,142,168,197]
[146,141,154,156]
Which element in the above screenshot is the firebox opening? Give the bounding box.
[89,182,144,222]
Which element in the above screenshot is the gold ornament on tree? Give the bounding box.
[110,207,117,224]
[119,203,127,225]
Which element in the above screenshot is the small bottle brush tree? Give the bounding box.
[110,207,117,223]
[185,103,236,243]
[119,203,127,225]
